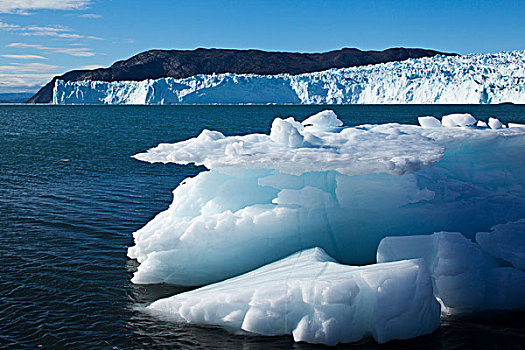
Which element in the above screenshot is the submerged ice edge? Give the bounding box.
[54,50,525,104]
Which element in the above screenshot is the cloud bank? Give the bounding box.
[0,0,90,14]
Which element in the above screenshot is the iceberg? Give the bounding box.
[54,50,525,104]
[128,110,525,287]
[147,248,440,345]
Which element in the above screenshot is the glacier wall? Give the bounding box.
[54,50,525,104]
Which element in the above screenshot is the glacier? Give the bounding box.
[147,248,440,345]
[130,110,525,345]
[54,50,525,104]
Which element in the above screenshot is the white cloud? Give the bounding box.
[53,47,95,56]
[0,72,56,92]
[0,21,20,30]
[78,13,101,18]
[0,62,61,72]
[0,20,103,40]
[79,64,103,69]
[0,54,47,59]
[6,42,41,49]
[26,25,70,32]
[0,62,61,91]
[0,0,90,14]
[7,42,95,56]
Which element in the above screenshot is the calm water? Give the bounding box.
[1,105,524,349]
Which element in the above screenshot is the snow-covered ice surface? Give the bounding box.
[129,110,525,287]
[54,50,525,104]
[147,248,440,345]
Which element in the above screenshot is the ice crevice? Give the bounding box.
[129,110,525,345]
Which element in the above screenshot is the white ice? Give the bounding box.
[418,116,441,128]
[129,111,525,287]
[509,123,525,128]
[147,248,440,345]
[488,117,503,129]
[54,50,525,104]
[441,113,477,127]
[377,230,525,313]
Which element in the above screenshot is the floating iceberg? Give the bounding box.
[148,248,440,345]
[129,111,525,287]
[54,50,525,104]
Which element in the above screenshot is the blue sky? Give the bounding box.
[0,0,524,93]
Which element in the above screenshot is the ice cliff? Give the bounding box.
[55,50,525,104]
[130,111,525,345]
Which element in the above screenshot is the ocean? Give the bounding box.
[1,105,524,349]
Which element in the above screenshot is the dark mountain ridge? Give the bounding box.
[27,47,455,103]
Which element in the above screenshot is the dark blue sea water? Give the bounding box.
[1,105,524,349]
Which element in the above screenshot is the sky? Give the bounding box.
[0,0,524,93]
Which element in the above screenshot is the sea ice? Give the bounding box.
[377,230,525,313]
[147,248,440,345]
[509,122,525,128]
[418,116,441,128]
[301,109,343,130]
[488,117,503,129]
[441,113,476,127]
[270,117,304,147]
[129,110,525,286]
